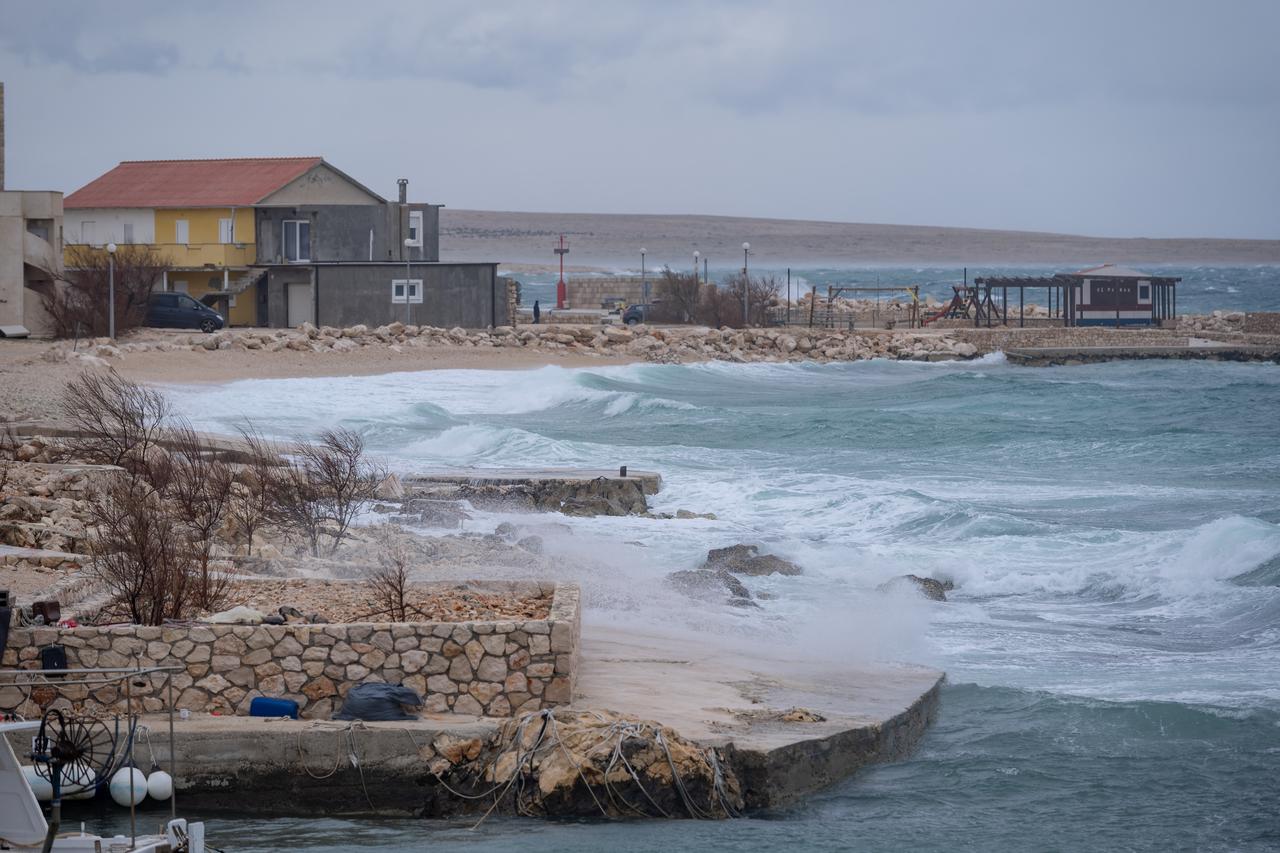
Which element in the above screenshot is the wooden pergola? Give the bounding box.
[968,273,1179,328]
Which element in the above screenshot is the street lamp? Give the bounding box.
[693,250,700,280]
[404,238,413,326]
[106,242,117,339]
[640,248,648,316]
[741,242,750,326]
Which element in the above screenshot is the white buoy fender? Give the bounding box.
[109,767,148,806]
[21,766,53,801]
[147,769,173,801]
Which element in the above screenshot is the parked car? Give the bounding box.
[622,303,661,325]
[145,292,225,332]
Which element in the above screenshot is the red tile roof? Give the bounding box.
[65,157,324,209]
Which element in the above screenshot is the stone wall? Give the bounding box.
[0,581,580,721]
[565,276,647,310]
[1245,312,1280,335]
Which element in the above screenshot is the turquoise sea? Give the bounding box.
[142,354,1280,851]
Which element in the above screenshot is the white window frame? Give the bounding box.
[219,218,234,244]
[122,222,135,244]
[175,219,189,245]
[1137,281,1152,304]
[407,210,423,248]
[283,219,310,262]
[391,279,423,304]
[80,220,96,245]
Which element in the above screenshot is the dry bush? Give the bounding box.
[696,274,782,328]
[265,462,328,558]
[60,369,173,482]
[42,244,170,339]
[228,425,285,556]
[166,423,236,609]
[364,525,415,621]
[652,268,701,323]
[295,428,384,556]
[89,477,198,625]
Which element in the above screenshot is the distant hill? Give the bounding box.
[440,210,1280,268]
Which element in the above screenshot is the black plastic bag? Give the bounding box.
[331,682,424,721]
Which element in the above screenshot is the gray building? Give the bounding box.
[262,261,501,330]
[243,172,499,329]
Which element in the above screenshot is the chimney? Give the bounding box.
[397,178,408,204]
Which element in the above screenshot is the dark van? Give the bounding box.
[145,292,226,332]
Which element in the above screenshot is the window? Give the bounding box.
[25,219,52,242]
[283,220,311,262]
[122,222,135,244]
[407,210,423,248]
[80,221,96,245]
[175,219,189,244]
[219,218,234,244]
[391,279,423,304]
[172,280,189,294]
[1138,283,1151,302]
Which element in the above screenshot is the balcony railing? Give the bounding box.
[64,241,256,268]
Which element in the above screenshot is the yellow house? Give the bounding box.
[64,157,325,326]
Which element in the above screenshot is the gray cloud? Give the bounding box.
[1,0,1276,238]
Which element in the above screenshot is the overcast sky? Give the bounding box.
[2,0,1277,238]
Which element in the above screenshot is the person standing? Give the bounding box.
[533,300,541,324]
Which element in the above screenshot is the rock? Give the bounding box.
[207,606,267,625]
[494,522,518,540]
[877,574,954,602]
[665,569,756,608]
[516,535,543,554]
[375,473,405,500]
[703,543,802,576]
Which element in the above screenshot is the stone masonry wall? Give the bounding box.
[565,276,647,310]
[1244,312,1280,335]
[0,582,580,721]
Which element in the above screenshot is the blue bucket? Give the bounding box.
[249,696,300,719]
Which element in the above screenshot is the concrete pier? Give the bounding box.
[403,468,663,516]
[9,626,941,818]
[1005,342,1280,366]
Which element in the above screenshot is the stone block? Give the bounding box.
[211,655,241,673]
[544,677,572,704]
[272,636,304,657]
[550,622,574,653]
[504,672,527,694]
[401,650,429,673]
[448,655,473,682]
[476,656,507,682]
[452,694,483,716]
[464,640,485,669]
[241,648,271,666]
[426,674,457,695]
[346,664,370,681]
[480,634,506,656]
[487,696,512,717]
[214,635,247,655]
[528,635,551,655]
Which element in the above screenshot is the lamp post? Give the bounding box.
[741,241,750,326]
[640,248,647,317]
[403,237,413,326]
[693,250,700,281]
[106,242,117,339]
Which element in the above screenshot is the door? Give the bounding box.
[287,283,312,327]
[175,219,189,245]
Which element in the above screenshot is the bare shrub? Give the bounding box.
[60,369,173,482]
[364,525,415,621]
[88,476,198,625]
[265,461,328,558]
[652,268,701,323]
[298,428,384,555]
[166,423,236,610]
[698,274,782,328]
[42,244,171,339]
[228,425,284,556]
